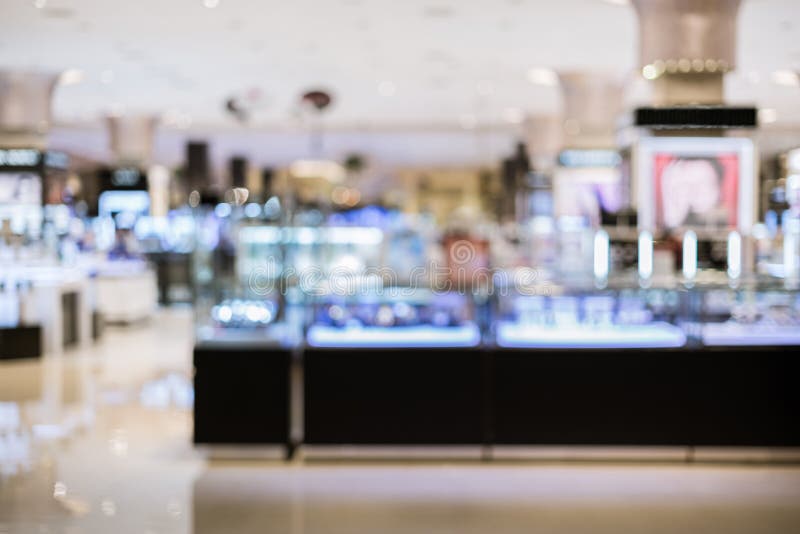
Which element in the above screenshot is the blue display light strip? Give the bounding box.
[702,323,800,346]
[306,323,481,348]
[496,322,687,349]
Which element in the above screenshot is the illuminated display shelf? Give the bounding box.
[495,321,687,349]
[701,322,800,347]
[306,322,481,348]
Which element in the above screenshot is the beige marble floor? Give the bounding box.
[2,308,800,534]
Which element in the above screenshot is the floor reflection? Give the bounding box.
[1,308,800,534]
[192,463,800,534]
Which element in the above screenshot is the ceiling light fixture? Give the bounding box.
[58,69,84,86]
[33,0,46,8]
[758,108,778,124]
[772,69,800,87]
[642,65,658,80]
[290,160,346,183]
[203,0,220,8]
[602,0,629,5]
[527,67,558,86]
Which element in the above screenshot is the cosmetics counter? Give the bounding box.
[190,271,800,458]
[190,217,800,458]
[303,288,487,452]
[191,200,294,454]
[0,265,93,359]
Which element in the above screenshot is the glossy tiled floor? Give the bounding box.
[2,308,800,534]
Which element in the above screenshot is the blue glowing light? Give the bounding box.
[306,323,481,348]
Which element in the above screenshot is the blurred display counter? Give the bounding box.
[2,266,92,356]
[187,199,800,458]
[146,251,193,305]
[193,308,800,458]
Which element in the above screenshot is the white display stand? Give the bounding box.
[93,261,157,324]
[7,266,93,354]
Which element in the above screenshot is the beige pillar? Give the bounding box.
[523,114,563,172]
[0,70,59,148]
[106,115,158,166]
[106,115,166,216]
[632,0,742,105]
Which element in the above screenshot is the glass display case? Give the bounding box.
[494,288,687,349]
[306,288,481,348]
[192,200,299,347]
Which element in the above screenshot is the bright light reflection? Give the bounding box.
[638,231,653,281]
[682,230,697,281]
[727,231,742,279]
[593,229,610,281]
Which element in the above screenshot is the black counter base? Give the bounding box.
[193,346,291,450]
[195,343,800,454]
[492,346,800,448]
[0,325,42,360]
[304,348,487,445]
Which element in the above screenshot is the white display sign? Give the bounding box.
[0,148,41,167]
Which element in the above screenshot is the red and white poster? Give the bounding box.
[653,153,739,231]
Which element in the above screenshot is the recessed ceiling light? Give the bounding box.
[772,69,800,87]
[33,0,46,8]
[527,67,558,86]
[58,69,84,86]
[642,65,658,80]
[378,81,396,97]
[203,0,220,8]
[602,0,629,5]
[759,108,778,124]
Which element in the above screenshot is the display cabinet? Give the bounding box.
[303,287,487,453]
[190,191,800,456]
[488,276,800,451]
[191,202,297,455]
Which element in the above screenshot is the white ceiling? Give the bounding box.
[1,0,799,132]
